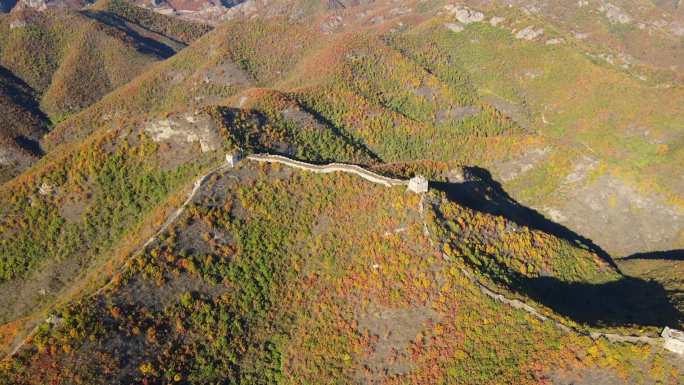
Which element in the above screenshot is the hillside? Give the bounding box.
[0,89,379,343]
[1,157,682,384]
[0,65,46,182]
[90,0,212,44]
[0,0,211,178]
[0,0,683,383]
[43,0,684,258]
[0,2,211,120]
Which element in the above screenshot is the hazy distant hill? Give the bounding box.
[0,0,211,179]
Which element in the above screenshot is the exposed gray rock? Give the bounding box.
[551,175,684,256]
[388,7,411,17]
[443,167,475,183]
[38,182,55,196]
[600,3,631,25]
[444,22,464,33]
[444,4,484,24]
[356,305,440,378]
[482,95,532,129]
[563,155,598,185]
[572,31,589,40]
[9,19,26,29]
[515,26,544,40]
[17,0,47,11]
[523,68,543,79]
[540,206,568,223]
[198,59,253,88]
[144,112,222,153]
[436,105,481,124]
[670,21,684,37]
[369,15,383,25]
[495,147,550,182]
[489,16,504,26]
[212,0,256,22]
[321,15,343,33]
[662,327,684,355]
[0,148,12,166]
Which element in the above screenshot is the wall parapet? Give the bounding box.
[246,154,412,189]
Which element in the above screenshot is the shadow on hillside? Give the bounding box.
[0,66,48,155]
[15,135,44,156]
[515,272,683,328]
[0,66,47,122]
[80,11,181,58]
[621,249,684,261]
[295,103,383,163]
[218,106,382,163]
[0,0,16,12]
[430,166,618,270]
[429,167,684,328]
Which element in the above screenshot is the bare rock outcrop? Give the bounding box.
[444,22,464,33]
[143,112,222,153]
[515,26,544,40]
[662,327,684,355]
[547,174,684,256]
[599,3,631,25]
[444,4,484,24]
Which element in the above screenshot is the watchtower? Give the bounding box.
[226,151,243,167]
[407,175,428,194]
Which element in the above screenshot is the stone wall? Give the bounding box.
[246,154,410,188]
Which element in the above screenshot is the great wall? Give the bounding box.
[243,153,429,193]
[4,152,683,360]
[245,154,406,187]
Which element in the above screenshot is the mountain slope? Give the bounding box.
[0,159,681,384]
[0,4,210,121]
[0,89,379,347]
[0,0,211,178]
[0,65,46,182]
[90,0,212,44]
[39,0,684,256]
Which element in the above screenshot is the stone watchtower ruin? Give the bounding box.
[662,327,684,355]
[408,175,429,194]
[226,152,243,167]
